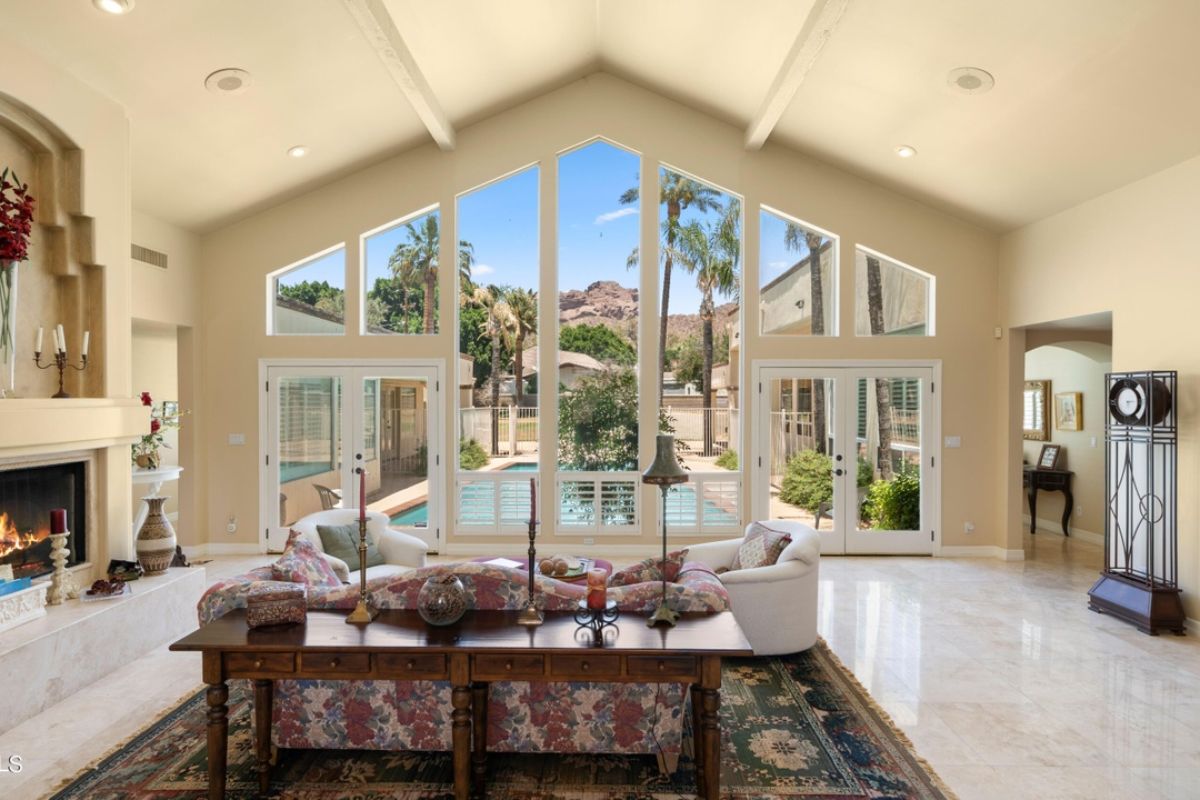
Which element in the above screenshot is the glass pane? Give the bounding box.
[759,209,835,335]
[272,248,346,335]
[362,378,429,529]
[855,248,932,336]
[767,377,834,530]
[855,377,922,532]
[362,209,441,334]
[277,376,342,526]
[657,167,742,469]
[457,167,540,473]
[556,141,641,473]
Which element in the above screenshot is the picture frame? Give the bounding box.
[162,400,179,418]
[1023,380,1050,441]
[1055,392,1082,431]
[1037,443,1063,470]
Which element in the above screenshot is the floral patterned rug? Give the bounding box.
[53,642,955,799]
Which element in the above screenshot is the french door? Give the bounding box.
[262,362,442,552]
[753,363,937,555]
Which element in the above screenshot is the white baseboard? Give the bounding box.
[184,542,263,557]
[939,545,1025,561]
[1021,515,1103,546]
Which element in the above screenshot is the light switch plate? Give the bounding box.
[228,433,246,446]
[944,435,962,448]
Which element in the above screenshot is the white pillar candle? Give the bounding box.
[57,324,65,354]
[35,327,43,354]
[82,331,89,358]
[53,326,62,353]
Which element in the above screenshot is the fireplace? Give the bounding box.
[0,461,87,580]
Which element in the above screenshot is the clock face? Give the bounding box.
[1117,387,1141,416]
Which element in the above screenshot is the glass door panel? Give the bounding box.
[271,374,344,550]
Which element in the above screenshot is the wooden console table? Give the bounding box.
[171,608,752,800]
[1023,466,1074,535]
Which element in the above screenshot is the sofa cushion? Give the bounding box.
[730,523,792,570]
[316,523,386,569]
[607,549,689,587]
[271,537,342,587]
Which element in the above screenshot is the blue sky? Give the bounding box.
[760,209,816,286]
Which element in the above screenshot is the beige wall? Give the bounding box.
[1001,151,1200,616]
[1022,342,1111,537]
[198,74,1001,554]
[130,320,181,524]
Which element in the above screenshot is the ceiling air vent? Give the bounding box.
[131,243,168,269]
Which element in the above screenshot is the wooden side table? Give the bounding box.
[1023,467,1074,535]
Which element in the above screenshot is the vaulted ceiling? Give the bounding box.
[7,0,1200,233]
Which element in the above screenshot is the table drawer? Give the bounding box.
[474,654,545,679]
[550,653,621,678]
[377,653,448,679]
[224,652,295,675]
[300,651,371,674]
[627,655,698,678]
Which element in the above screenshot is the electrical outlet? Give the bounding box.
[226,516,237,534]
[964,521,975,534]
[1076,505,1083,516]
[582,537,595,546]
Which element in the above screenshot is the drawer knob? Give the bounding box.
[329,657,340,668]
[505,660,513,671]
[253,658,264,670]
[406,659,416,670]
[581,661,590,672]
[657,660,666,672]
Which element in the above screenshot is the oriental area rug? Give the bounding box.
[54,641,955,799]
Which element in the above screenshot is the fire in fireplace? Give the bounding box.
[0,461,86,580]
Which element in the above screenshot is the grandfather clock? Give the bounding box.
[1088,370,1185,635]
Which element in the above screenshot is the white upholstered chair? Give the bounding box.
[685,520,820,655]
[288,509,428,583]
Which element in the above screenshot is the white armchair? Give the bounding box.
[686,521,820,655]
[288,509,428,583]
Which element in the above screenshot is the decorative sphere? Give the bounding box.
[417,574,468,626]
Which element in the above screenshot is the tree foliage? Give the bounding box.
[557,368,640,471]
[779,450,833,513]
[863,467,921,530]
[459,437,489,470]
[277,280,344,310]
[559,323,636,366]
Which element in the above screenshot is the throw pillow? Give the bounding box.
[271,536,342,587]
[608,549,689,587]
[730,523,792,571]
[315,523,386,569]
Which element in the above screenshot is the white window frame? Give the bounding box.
[853,244,937,337]
[265,242,348,336]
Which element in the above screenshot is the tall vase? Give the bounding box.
[0,260,17,398]
[136,496,177,576]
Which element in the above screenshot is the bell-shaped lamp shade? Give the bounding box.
[642,435,688,486]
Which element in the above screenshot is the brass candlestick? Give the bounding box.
[345,467,377,625]
[641,435,687,628]
[34,349,88,399]
[516,517,543,627]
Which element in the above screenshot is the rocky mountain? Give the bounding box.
[557,280,736,343]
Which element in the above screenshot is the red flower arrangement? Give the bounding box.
[0,168,35,263]
[132,391,188,469]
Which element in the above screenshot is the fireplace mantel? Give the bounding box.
[0,398,145,455]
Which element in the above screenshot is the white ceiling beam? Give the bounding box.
[745,0,851,150]
[341,0,455,150]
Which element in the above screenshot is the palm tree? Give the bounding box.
[673,203,741,455]
[784,223,829,453]
[620,172,722,402]
[865,255,894,479]
[465,285,512,455]
[389,215,475,334]
[503,287,538,404]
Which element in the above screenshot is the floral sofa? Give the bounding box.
[198,561,729,772]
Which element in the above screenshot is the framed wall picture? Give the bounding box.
[1023,380,1050,441]
[162,400,179,418]
[1055,392,1082,431]
[1037,443,1063,470]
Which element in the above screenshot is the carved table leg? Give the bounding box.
[1028,484,1038,533]
[690,683,704,789]
[1061,484,1074,536]
[471,682,488,797]
[700,657,721,800]
[254,679,273,793]
[206,681,229,800]
[450,654,471,800]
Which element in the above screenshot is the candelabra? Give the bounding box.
[34,325,89,398]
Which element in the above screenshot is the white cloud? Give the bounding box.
[767,260,789,274]
[594,207,637,225]
[473,263,495,276]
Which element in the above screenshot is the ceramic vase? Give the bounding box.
[0,261,17,398]
[136,496,176,575]
[417,573,468,626]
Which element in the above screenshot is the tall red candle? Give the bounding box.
[529,477,536,522]
[358,468,366,519]
[50,508,67,534]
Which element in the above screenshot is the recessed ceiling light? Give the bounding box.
[204,68,252,95]
[287,146,308,159]
[947,67,995,95]
[93,0,135,14]
[895,145,917,159]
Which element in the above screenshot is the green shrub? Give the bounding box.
[459,437,489,471]
[857,457,873,488]
[779,450,832,512]
[863,466,921,530]
[714,449,738,470]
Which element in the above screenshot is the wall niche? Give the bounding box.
[0,95,103,400]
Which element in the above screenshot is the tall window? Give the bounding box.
[557,141,641,531]
[657,167,743,532]
[759,208,836,336]
[361,207,441,334]
[455,167,539,531]
[855,246,934,336]
[270,246,346,335]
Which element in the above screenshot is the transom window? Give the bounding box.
[759,208,837,336]
[361,207,442,335]
[855,246,935,336]
[268,246,346,335]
